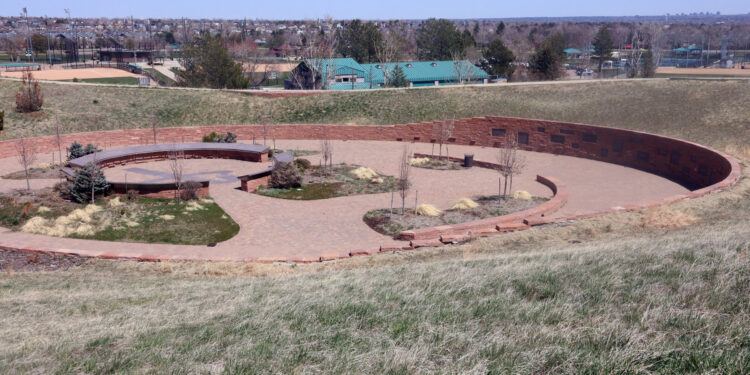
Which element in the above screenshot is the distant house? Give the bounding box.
[269,43,300,58]
[285,57,489,90]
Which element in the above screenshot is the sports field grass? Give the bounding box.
[65,77,140,85]
[0,79,748,373]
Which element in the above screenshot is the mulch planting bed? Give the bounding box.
[410,157,463,170]
[364,196,548,237]
[256,164,400,200]
[0,250,88,272]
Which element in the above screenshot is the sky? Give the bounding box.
[2,0,748,20]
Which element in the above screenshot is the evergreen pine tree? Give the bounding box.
[83,143,102,155]
[67,141,84,160]
[70,162,109,203]
[641,49,656,78]
[389,65,409,88]
[67,142,102,160]
[592,26,614,72]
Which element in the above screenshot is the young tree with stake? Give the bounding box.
[496,132,525,199]
[433,118,454,160]
[169,148,185,203]
[398,145,412,214]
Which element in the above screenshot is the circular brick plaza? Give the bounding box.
[0,117,740,262]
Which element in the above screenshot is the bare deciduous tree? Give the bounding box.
[376,31,399,88]
[151,116,159,144]
[55,121,63,166]
[262,120,271,146]
[398,145,412,214]
[169,148,185,203]
[496,132,525,199]
[15,138,38,191]
[433,118,454,159]
[289,28,338,90]
[320,136,333,176]
[231,40,272,87]
[451,50,477,85]
[91,150,98,203]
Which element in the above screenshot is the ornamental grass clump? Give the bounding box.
[450,198,479,210]
[415,204,442,217]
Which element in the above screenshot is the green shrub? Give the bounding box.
[269,162,301,189]
[67,142,102,160]
[0,110,4,131]
[293,158,311,171]
[202,132,219,142]
[202,132,237,143]
[70,162,110,203]
[181,181,202,200]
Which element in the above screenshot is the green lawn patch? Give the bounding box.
[144,68,175,85]
[12,194,239,245]
[65,77,140,85]
[258,182,343,200]
[82,197,239,245]
[256,164,399,200]
[272,149,319,157]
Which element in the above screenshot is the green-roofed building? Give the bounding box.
[285,57,489,90]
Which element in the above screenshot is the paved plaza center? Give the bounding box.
[0,139,689,261]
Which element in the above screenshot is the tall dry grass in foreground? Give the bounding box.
[1,170,748,373]
[0,79,749,373]
[0,222,747,373]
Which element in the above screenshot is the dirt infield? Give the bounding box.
[656,67,750,76]
[0,68,143,80]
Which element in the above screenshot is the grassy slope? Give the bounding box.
[1,79,749,152]
[0,80,749,373]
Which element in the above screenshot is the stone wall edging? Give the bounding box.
[0,116,742,263]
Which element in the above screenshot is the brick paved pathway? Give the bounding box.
[0,140,688,261]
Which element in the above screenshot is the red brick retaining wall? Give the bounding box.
[108,180,210,199]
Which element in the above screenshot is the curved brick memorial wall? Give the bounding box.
[0,116,738,194]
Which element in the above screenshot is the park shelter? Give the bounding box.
[285,58,489,90]
[563,48,584,57]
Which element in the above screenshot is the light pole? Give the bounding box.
[22,7,35,63]
[64,8,76,63]
[45,16,52,65]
